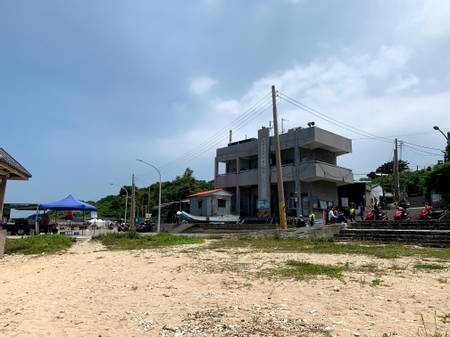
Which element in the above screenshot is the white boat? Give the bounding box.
[177,211,239,224]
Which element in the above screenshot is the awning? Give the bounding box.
[39,195,96,211]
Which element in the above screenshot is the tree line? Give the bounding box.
[90,168,214,220]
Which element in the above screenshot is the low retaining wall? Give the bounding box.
[192,224,345,239]
[283,224,345,239]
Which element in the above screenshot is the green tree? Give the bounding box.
[426,163,450,208]
[375,160,410,174]
[93,168,214,220]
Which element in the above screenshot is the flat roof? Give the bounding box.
[4,203,38,211]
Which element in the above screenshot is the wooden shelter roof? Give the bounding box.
[0,147,32,180]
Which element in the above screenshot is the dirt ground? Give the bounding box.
[1,239,449,337]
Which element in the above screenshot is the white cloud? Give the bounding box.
[188,76,217,96]
[385,74,420,94]
[153,45,449,179]
[416,0,450,37]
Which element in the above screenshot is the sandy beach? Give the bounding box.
[0,239,449,337]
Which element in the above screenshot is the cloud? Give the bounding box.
[153,43,449,179]
[385,74,420,94]
[415,0,450,38]
[188,76,217,95]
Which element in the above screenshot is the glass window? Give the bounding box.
[198,200,203,209]
[217,199,226,208]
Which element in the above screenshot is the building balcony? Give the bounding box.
[295,127,352,155]
[215,168,258,188]
[299,160,353,185]
[216,161,353,188]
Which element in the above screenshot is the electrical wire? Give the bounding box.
[161,100,274,175]
[278,92,393,143]
[159,92,271,170]
[169,102,272,165]
[401,141,442,152]
[403,144,443,157]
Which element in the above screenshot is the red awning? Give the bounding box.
[188,189,223,197]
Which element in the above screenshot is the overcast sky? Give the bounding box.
[2,0,450,203]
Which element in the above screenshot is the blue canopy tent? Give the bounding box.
[36,195,96,234]
[39,195,96,211]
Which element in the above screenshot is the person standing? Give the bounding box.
[358,203,365,221]
[328,207,337,224]
[308,211,316,227]
[349,204,356,222]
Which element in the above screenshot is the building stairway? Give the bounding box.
[336,220,450,247]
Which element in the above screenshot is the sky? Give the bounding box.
[2,0,450,203]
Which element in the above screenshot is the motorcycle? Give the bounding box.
[335,211,347,223]
[365,208,388,221]
[394,207,409,220]
[118,222,129,232]
[419,205,447,220]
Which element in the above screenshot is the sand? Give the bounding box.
[0,239,449,337]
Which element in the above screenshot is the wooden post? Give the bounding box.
[0,176,7,221]
[0,229,5,258]
[271,85,287,230]
[0,176,6,258]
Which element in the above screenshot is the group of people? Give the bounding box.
[306,203,366,226]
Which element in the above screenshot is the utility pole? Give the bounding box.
[229,130,233,144]
[393,138,400,203]
[130,174,136,230]
[271,85,287,230]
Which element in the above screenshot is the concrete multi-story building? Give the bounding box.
[214,125,353,218]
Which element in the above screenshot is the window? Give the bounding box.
[217,199,226,208]
[198,200,203,209]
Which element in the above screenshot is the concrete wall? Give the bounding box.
[190,195,231,217]
[311,181,339,206]
[215,125,353,217]
[189,196,210,216]
[211,195,231,216]
[257,127,271,215]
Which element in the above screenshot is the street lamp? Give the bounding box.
[433,126,450,162]
[136,159,162,233]
[110,183,129,225]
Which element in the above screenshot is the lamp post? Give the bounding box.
[110,183,129,225]
[433,126,450,162]
[136,159,162,232]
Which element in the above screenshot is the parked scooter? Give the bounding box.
[335,210,347,223]
[419,204,447,220]
[394,206,409,220]
[365,208,388,221]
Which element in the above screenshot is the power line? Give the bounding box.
[278,92,393,143]
[168,102,272,167]
[161,100,273,175]
[403,144,443,157]
[278,92,445,157]
[402,141,442,152]
[159,92,271,170]
[352,131,434,140]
